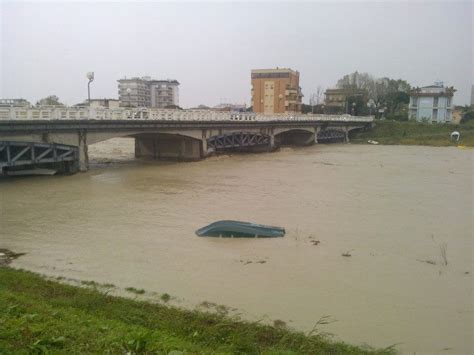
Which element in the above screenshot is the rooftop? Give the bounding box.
[251,68,299,75]
[118,77,179,85]
[410,84,456,96]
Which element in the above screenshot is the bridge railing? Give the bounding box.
[0,107,374,123]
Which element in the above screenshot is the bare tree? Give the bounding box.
[309,86,324,114]
[316,86,324,105]
[309,93,317,114]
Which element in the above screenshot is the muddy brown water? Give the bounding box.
[0,139,472,354]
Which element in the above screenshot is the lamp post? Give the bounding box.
[367,99,375,116]
[86,72,94,106]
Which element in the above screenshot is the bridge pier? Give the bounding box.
[344,127,350,143]
[78,131,89,172]
[315,127,321,144]
[201,131,210,158]
[134,135,202,161]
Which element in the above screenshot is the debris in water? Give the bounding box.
[417,259,437,265]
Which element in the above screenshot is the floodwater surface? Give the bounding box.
[0,139,472,354]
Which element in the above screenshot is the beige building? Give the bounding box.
[251,68,302,114]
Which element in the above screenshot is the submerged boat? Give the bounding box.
[196,220,285,238]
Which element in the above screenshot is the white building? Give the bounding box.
[212,103,247,112]
[408,83,455,123]
[118,77,179,108]
[0,98,31,107]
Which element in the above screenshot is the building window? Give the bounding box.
[433,97,439,107]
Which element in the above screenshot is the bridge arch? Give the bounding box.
[274,128,315,146]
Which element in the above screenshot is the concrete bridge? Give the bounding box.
[0,107,373,174]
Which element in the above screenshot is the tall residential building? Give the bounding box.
[408,83,456,123]
[251,68,303,114]
[118,77,179,108]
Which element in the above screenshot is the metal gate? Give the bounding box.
[317,129,346,142]
[207,132,271,150]
[0,141,78,169]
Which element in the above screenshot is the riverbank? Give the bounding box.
[0,267,393,354]
[351,120,474,146]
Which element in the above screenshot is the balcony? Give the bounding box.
[284,99,301,106]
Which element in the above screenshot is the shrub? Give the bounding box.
[461,111,474,124]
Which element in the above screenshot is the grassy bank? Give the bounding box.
[0,267,395,354]
[351,120,474,147]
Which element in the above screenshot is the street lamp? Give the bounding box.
[367,99,375,116]
[86,72,94,106]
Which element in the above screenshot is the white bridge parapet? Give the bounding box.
[0,107,374,123]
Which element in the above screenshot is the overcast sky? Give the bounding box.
[1,0,472,107]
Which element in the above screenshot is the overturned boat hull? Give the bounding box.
[196,220,285,238]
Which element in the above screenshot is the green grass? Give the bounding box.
[351,120,474,147]
[0,267,396,354]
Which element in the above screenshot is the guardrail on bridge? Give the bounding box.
[0,107,374,123]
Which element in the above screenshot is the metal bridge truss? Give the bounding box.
[207,132,271,150]
[317,129,346,142]
[0,141,78,169]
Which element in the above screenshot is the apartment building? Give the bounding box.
[408,83,455,123]
[324,88,367,113]
[118,77,179,108]
[0,99,31,107]
[251,68,303,114]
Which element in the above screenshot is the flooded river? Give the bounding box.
[0,139,472,354]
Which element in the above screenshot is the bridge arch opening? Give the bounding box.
[275,129,315,146]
